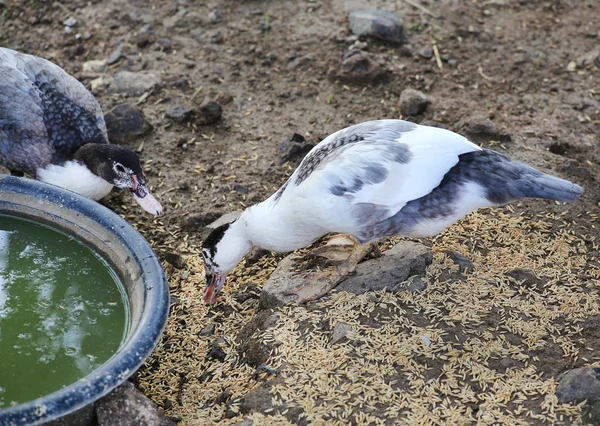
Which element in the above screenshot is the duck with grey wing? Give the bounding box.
[0,47,162,215]
[201,119,583,305]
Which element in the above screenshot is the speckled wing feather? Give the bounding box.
[0,48,108,171]
[0,61,53,175]
[275,120,481,236]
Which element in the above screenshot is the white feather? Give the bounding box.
[37,161,113,200]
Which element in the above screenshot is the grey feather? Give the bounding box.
[294,120,416,185]
[356,149,583,242]
[0,48,108,175]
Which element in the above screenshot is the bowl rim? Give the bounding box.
[0,176,169,426]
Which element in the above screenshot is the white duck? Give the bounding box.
[201,120,583,304]
[0,47,162,215]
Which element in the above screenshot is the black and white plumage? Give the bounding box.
[0,48,162,215]
[201,119,583,304]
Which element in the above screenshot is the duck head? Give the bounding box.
[201,220,253,304]
[74,144,163,216]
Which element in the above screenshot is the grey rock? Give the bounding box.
[278,133,315,164]
[404,275,427,293]
[95,381,174,426]
[208,338,227,362]
[556,367,600,404]
[337,49,386,83]
[82,59,107,74]
[260,241,432,308]
[464,117,512,143]
[107,45,123,65]
[337,242,433,295]
[110,71,162,96]
[419,46,433,59]
[201,211,242,241]
[197,100,223,125]
[166,104,193,123]
[164,252,186,269]
[444,250,474,273]
[64,16,77,27]
[331,322,352,344]
[399,89,429,116]
[235,419,254,426]
[104,104,152,144]
[199,323,216,336]
[505,268,542,287]
[349,9,403,43]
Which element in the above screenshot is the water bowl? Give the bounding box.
[0,176,169,425]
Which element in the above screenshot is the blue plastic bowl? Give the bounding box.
[0,176,169,425]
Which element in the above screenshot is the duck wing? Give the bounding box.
[277,120,481,235]
[0,48,107,172]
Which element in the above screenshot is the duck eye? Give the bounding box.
[115,164,126,173]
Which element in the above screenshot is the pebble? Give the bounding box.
[196,100,223,125]
[419,46,433,59]
[63,16,77,27]
[104,104,152,144]
[348,9,404,43]
[278,133,315,164]
[444,250,475,273]
[464,116,512,143]
[165,104,193,123]
[399,89,429,116]
[208,338,227,362]
[82,59,107,74]
[107,45,123,65]
[331,323,352,345]
[337,49,385,83]
[110,71,162,96]
[164,252,187,269]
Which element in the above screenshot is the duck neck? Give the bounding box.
[240,197,323,253]
[36,161,114,200]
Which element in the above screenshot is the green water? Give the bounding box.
[0,215,129,408]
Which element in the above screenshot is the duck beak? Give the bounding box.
[130,176,163,216]
[203,274,226,305]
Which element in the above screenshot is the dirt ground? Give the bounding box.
[1,0,599,424]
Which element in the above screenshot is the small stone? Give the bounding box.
[419,46,433,59]
[196,100,222,125]
[181,211,223,232]
[399,89,429,116]
[349,9,403,43]
[107,45,123,65]
[208,338,227,362]
[233,184,248,194]
[464,116,512,143]
[95,381,175,426]
[164,252,186,269]
[278,133,315,164]
[104,104,153,144]
[135,32,155,48]
[201,212,242,241]
[337,49,386,83]
[199,323,216,336]
[90,75,111,92]
[444,250,475,273]
[165,104,193,123]
[420,336,432,347]
[82,59,107,74]
[405,276,427,293]
[331,322,352,344]
[64,16,77,27]
[505,268,543,287]
[213,93,234,106]
[567,61,577,72]
[110,71,162,96]
[557,367,600,404]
